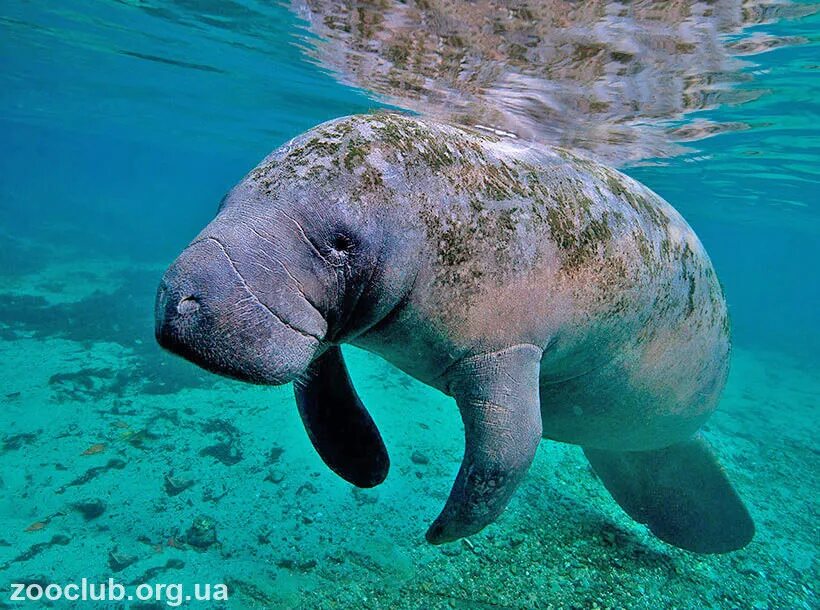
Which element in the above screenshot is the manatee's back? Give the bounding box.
[363,115,726,350]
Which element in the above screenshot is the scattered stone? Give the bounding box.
[164,472,195,496]
[108,547,138,572]
[199,419,243,466]
[440,544,462,557]
[199,442,242,466]
[125,427,160,450]
[326,551,345,564]
[296,482,317,496]
[49,368,122,402]
[71,499,106,521]
[265,468,285,484]
[257,528,272,544]
[225,576,280,608]
[508,533,526,548]
[410,450,429,465]
[351,487,378,506]
[186,515,217,550]
[267,446,285,464]
[201,483,229,503]
[276,558,317,572]
[111,399,138,415]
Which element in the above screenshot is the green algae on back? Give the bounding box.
[245,112,727,353]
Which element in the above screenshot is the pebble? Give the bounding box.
[186,515,217,550]
[508,533,526,547]
[411,451,430,465]
[265,469,285,484]
[71,498,106,520]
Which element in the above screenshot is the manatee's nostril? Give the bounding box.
[177,296,200,315]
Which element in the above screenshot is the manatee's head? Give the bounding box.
[155,234,322,385]
[155,233,327,386]
[154,180,337,385]
[155,119,418,384]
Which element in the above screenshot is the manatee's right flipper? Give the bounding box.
[294,346,389,488]
[584,436,754,553]
[426,344,544,544]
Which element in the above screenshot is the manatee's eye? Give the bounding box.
[326,233,354,266]
[331,234,354,253]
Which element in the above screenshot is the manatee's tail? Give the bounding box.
[583,435,754,553]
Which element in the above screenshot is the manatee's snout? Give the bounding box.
[155,237,323,385]
[154,265,209,351]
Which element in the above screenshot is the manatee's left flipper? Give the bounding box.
[426,344,543,544]
[584,435,754,553]
[294,346,389,488]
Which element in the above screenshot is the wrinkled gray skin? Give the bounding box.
[156,113,752,552]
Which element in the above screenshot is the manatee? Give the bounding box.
[155,113,754,553]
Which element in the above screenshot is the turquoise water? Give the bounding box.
[1,2,818,608]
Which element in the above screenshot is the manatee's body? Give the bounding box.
[156,113,752,553]
[331,118,729,452]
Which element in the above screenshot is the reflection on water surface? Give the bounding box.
[293,0,813,163]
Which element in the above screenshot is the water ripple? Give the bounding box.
[292,0,817,164]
